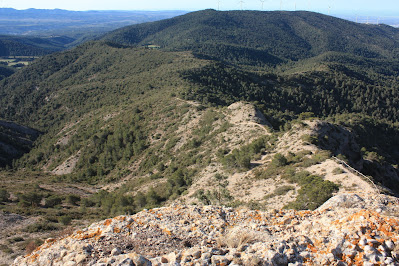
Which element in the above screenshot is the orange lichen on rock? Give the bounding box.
[307,243,317,253]
[163,228,172,236]
[250,211,263,221]
[103,219,113,226]
[115,216,126,221]
[126,222,134,230]
[29,253,39,263]
[76,228,102,240]
[298,210,312,217]
[45,238,56,244]
[353,251,364,266]
[12,204,399,266]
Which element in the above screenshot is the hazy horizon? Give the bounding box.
[2,0,399,17]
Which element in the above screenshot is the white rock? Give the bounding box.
[367,239,379,245]
[128,253,151,266]
[367,254,382,264]
[111,247,122,256]
[343,248,357,258]
[118,258,134,265]
[385,240,395,251]
[192,250,202,259]
[364,245,377,255]
[299,251,310,258]
[384,257,394,264]
[75,253,87,264]
[163,252,178,263]
[201,252,211,260]
[358,237,368,246]
[60,250,68,258]
[63,252,77,262]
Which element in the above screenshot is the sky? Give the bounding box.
[1,0,398,16]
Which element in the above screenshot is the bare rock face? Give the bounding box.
[13,195,399,265]
[310,121,363,168]
[227,101,271,126]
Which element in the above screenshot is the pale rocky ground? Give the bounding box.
[180,104,379,209]
[14,193,399,266]
[306,159,375,194]
[52,150,81,175]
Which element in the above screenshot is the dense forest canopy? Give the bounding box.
[0,9,398,195]
[104,9,399,64]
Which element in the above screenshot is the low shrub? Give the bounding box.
[301,134,318,145]
[65,194,81,206]
[217,229,255,248]
[58,215,72,225]
[271,153,288,167]
[273,185,295,196]
[18,192,42,208]
[44,195,62,208]
[0,244,13,254]
[0,189,9,203]
[25,222,58,233]
[284,173,339,210]
[332,167,345,175]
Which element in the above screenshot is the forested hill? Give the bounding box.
[0,35,75,56]
[103,9,399,65]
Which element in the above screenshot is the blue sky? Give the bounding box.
[2,0,399,16]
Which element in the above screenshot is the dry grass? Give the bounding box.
[54,226,75,239]
[25,241,40,255]
[217,229,255,248]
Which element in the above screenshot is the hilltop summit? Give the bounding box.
[14,193,399,265]
[103,9,399,65]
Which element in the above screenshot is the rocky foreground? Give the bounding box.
[14,193,399,266]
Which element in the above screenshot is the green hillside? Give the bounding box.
[1,10,399,175]
[0,35,76,56]
[0,65,15,80]
[0,10,398,243]
[104,9,399,65]
[0,41,200,128]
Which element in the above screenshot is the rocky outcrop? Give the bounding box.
[14,193,399,265]
[310,121,363,168]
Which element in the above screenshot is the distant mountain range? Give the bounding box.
[0,8,187,56]
[0,8,187,36]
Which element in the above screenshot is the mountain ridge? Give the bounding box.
[103,9,399,63]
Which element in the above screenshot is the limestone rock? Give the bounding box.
[12,199,399,266]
